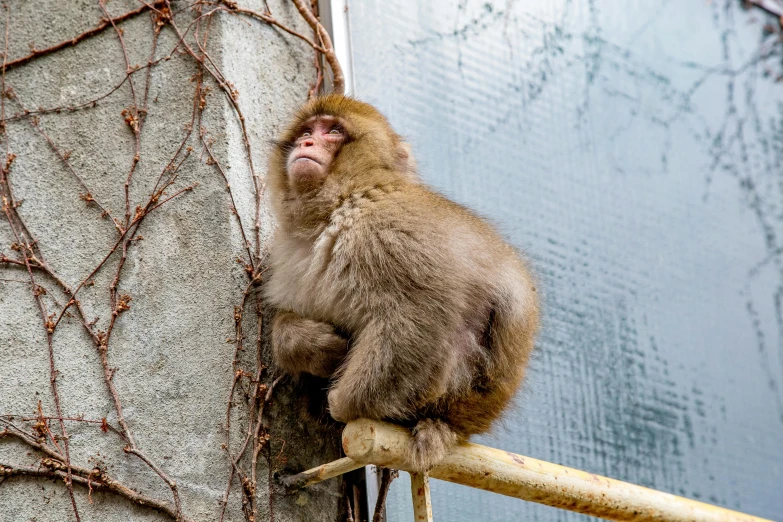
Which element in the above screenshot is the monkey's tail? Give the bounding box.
[409,418,458,472]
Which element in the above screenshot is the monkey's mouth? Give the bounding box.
[292,155,321,165]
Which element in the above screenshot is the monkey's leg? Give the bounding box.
[271,311,349,378]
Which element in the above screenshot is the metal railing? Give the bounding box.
[283,419,773,522]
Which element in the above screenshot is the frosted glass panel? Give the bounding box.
[348,1,783,520]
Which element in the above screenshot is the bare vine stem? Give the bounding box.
[2,2,165,72]
[215,1,325,52]
[290,0,344,94]
[0,424,192,521]
[26,113,123,233]
[0,6,82,519]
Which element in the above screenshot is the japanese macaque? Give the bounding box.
[265,95,539,471]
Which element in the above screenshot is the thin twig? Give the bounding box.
[163,2,265,267]
[215,2,325,52]
[744,0,783,18]
[0,460,189,522]
[98,0,141,235]
[0,54,169,124]
[25,111,123,233]
[3,2,165,71]
[289,0,344,94]
[0,7,81,519]
[201,136,254,266]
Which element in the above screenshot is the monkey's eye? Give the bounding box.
[328,126,343,135]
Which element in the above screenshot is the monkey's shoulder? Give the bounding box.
[328,186,449,240]
[335,184,501,242]
[324,185,517,277]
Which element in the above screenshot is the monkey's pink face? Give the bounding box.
[287,115,346,185]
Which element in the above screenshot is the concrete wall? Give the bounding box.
[0,1,342,521]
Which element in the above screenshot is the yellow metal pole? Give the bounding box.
[410,472,434,522]
[342,419,772,522]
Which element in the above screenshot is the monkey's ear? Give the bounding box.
[397,141,419,181]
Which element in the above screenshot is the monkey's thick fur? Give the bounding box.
[266,95,540,471]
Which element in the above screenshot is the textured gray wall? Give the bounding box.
[0,1,341,521]
[348,0,783,521]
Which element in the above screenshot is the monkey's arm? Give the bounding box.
[327,309,449,423]
[271,311,349,378]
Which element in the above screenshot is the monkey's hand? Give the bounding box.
[271,311,349,378]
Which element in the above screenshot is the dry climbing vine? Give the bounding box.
[0,1,343,521]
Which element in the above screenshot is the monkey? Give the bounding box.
[265,95,540,472]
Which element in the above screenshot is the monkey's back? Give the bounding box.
[382,185,540,435]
